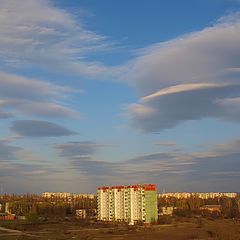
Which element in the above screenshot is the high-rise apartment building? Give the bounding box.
[97,184,158,224]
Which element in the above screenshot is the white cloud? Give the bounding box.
[94,140,240,190]
[54,141,108,158]
[0,71,72,99]
[215,97,240,121]
[141,83,228,101]
[55,139,240,192]
[0,140,22,160]
[0,0,118,77]
[123,12,240,95]
[10,120,77,138]
[123,12,240,131]
[0,71,79,118]
[3,99,79,118]
[1,138,240,192]
[127,83,240,131]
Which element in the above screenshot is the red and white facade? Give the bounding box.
[97,184,157,224]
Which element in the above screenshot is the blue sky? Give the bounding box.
[0,0,240,194]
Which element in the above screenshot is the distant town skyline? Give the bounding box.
[0,0,240,194]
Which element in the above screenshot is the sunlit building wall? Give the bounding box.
[97,184,158,224]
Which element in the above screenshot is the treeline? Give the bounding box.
[0,195,97,218]
[0,194,42,201]
[158,196,240,218]
[2,194,240,219]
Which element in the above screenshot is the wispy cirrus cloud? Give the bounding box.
[0,0,114,121]
[0,139,44,164]
[59,139,240,191]
[0,139,93,193]
[0,0,117,77]
[0,71,72,100]
[54,139,195,185]
[0,140,22,161]
[0,159,94,194]
[1,137,240,192]
[2,99,79,118]
[0,71,80,118]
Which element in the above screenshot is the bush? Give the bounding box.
[26,212,39,224]
[158,216,172,224]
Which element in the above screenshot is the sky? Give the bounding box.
[1,0,240,194]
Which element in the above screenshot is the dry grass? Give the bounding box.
[0,218,239,240]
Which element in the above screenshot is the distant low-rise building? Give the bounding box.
[159,206,174,216]
[76,209,97,219]
[76,209,87,219]
[200,205,221,213]
[42,192,71,198]
[159,192,237,199]
[42,192,95,199]
[73,194,95,199]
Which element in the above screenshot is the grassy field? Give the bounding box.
[0,218,239,240]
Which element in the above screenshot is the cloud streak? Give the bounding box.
[63,140,240,191]
[1,136,240,192]
[0,71,79,118]
[0,111,13,119]
[54,141,108,158]
[10,120,77,138]
[0,140,22,161]
[0,71,71,100]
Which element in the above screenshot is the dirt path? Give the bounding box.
[0,226,40,237]
[0,226,23,233]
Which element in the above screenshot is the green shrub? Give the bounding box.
[26,212,39,224]
[158,216,172,224]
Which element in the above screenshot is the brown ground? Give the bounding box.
[0,218,239,240]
